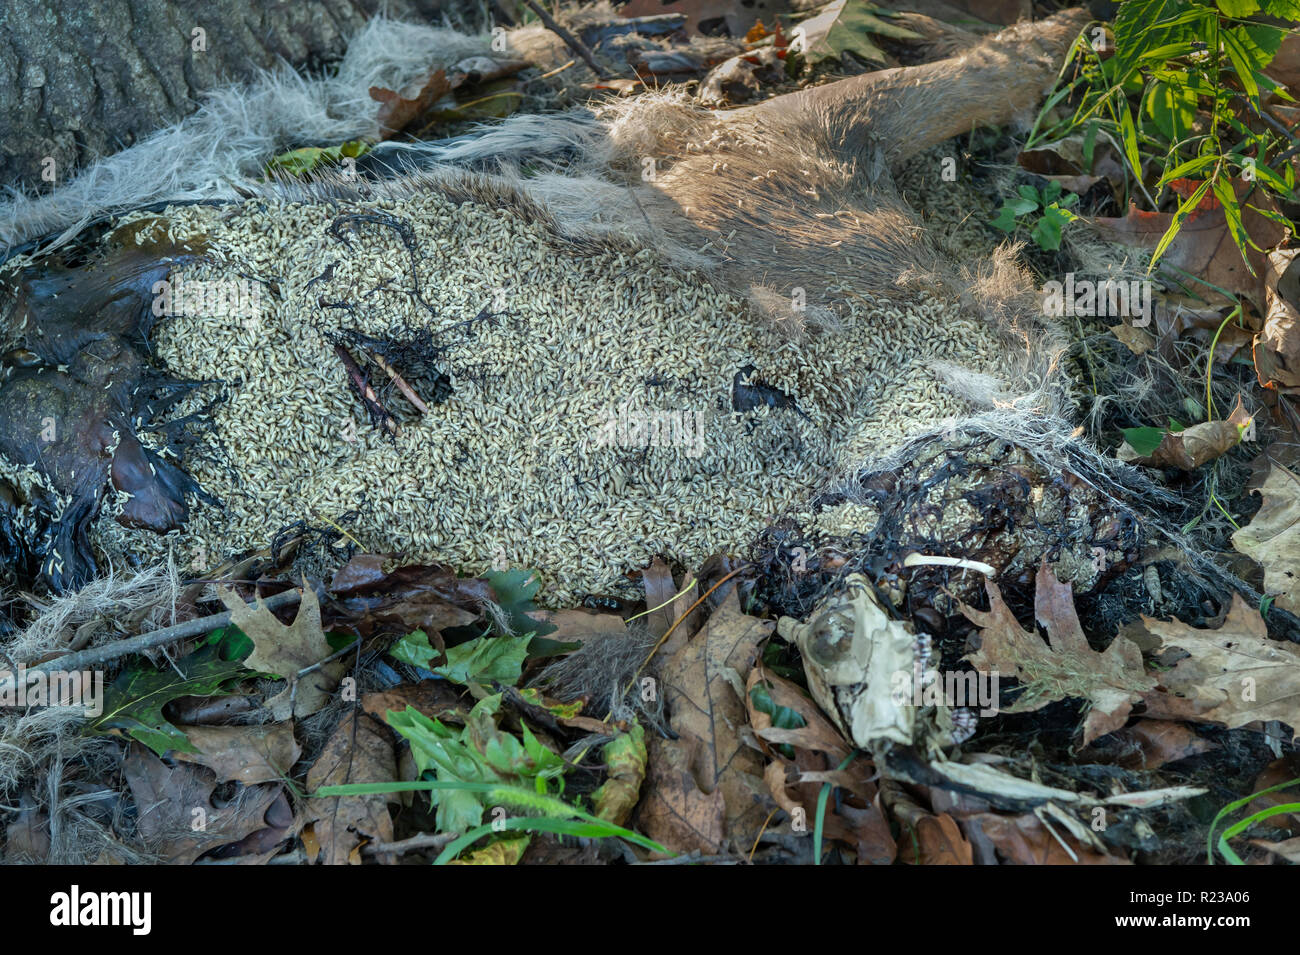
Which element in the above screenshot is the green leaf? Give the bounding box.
[484,568,557,637]
[1151,176,1213,269]
[1216,0,1260,17]
[386,696,567,834]
[1211,176,1254,271]
[434,634,532,686]
[1222,26,1266,104]
[1263,0,1300,18]
[389,629,440,671]
[1117,99,1144,178]
[516,687,584,719]
[750,682,808,759]
[1157,153,1221,188]
[1121,426,1166,456]
[1031,207,1072,250]
[85,643,252,755]
[591,722,647,825]
[265,140,370,179]
[1146,77,1199,141]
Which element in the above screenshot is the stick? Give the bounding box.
[364,832,457,855]
[334,344,400,437]
[17,585,312,676]
[368,350,429,414]
[519,0,612,80]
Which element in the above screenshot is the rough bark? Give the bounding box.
[0,0,445,192]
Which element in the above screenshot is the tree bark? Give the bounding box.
[0,0,446,192]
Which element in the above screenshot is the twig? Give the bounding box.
[538,58,576,79]
[519,0,612,80]
[368,350,429,414]
[334,343,400,437]
[364,832,457,855]
[15,585,315,676]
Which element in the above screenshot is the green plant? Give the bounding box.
[1029,0,1299,272]
[1208,775,1300,863]
[315,780,671,863]
[991,181,1080,250]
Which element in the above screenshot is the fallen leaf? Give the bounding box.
[1083,721,1216,770]
[1140,595,1300,739]
[304,713,398,865]
[962,811,1130,864]
[641,557,679,638]
[745,669,851,764]
[171,723,302,785]
[592,722,648,826]
[370,70,453,139]
[361,680,466,725]
[219,584,343,720]
[790,0,922,67]
[266,140,370,179]
[1254,249,1300,393]
[449,835,530,865]
[525,608,627,648]
[639,734,726,855]
[961,563,1155,745]
[649,589,775,853]
[123,745,283,864]
[325,559,486,639]
[1252,836,1300,863]
[1091,180,1286,307]
[1018,136,1124,194]
[912,814,974,865]
[1232,462,1300,616]
[1110,322,1155,356]
[1118,395,1252,469]
[86,637,251,755]
[207,790,298,864]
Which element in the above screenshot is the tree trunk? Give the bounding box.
[0,0,446,192]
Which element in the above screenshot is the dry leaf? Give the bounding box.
[639,734,726,855]
[1118,394,1251,470]
[1255,249,1300,393]
[304,713,398,865]
[171,723,301,785]
[1110,322,1155,356]
[1091,181,1286,307]
[641,557,679,638]
[1252,836,1300,863]
[1140,595,1300,740]
[525,608,627,647]
[912,814,974,865]
[1232,462,1300,616]
[361,680,465,725]
[219,584,343,719]
[962,811,1130,864]
[639,589,774,854]
[1083,721,1215,770]
[325,559,485,640]
[961,564,1155,745]
[745,669,851,763]
[370,70,453,139]
[123,745,283,864]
